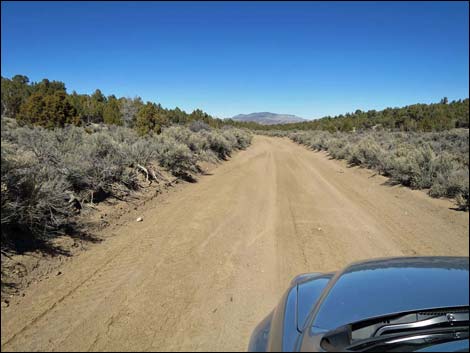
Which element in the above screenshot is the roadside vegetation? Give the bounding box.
[229,98,469,132]
[1,75,252,251]
[263,129,469,210]
[1,75,252,130]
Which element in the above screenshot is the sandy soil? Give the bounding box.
[1,136,468,352]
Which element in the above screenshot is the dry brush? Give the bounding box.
[1,117,252,248]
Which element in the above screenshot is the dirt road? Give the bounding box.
[2,136,468,352]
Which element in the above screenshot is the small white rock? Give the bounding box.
[318,227,322,231]
[136,217,143,222]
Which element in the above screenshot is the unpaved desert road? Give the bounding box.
[2,136,469,352]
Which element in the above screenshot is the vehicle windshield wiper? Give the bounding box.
[346,327,469,352]
[373,312,469,336]
[320,307,469,352]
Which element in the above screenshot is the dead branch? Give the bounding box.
[136,164,149,182]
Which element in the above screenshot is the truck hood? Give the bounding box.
[310,256,469,331]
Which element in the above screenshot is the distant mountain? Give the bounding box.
[231,112,306,125]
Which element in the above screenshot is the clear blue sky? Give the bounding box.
[2,1,469,119]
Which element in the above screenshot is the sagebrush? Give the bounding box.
[263,129,469,210]
[1,117,252,246]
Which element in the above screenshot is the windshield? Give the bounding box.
[312,258,470,331]
[416,339,469,352]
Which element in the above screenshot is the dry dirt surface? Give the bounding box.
[1,136,468,352]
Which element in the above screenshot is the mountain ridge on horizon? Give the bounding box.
[230,112,307,125]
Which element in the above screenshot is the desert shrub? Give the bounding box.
[160,125,252,161]
[429,153,466,198]
[280,128,469,209]
[1,142,74,243]
[120,138,158,167]
[257,130,289,138]
[154,135,197,176]
[189,120,211,132]
[312,131,333,150]
[456,190,469,211]
[161,125,191,143]
[186,132,209,153]
[222,130,239,149]
[206,131,233,159]
[1,119,252,247]
[328,139,349,160]
[231,128,253,149]
[388,145,436,188]
[347,136,387,172]
[79,132,130,197]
